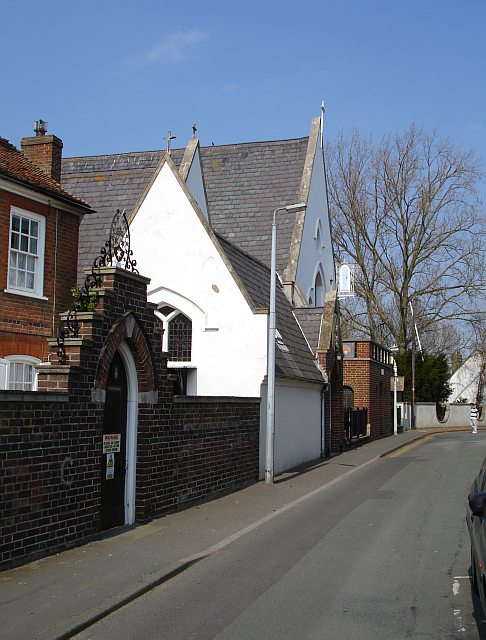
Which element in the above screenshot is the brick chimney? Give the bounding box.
[21,119,63,183]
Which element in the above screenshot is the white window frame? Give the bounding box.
[5,206,46,299]
[0,358,7,389]
[155,307,194,365]
[338,263,355,298]
[3,355,41,391]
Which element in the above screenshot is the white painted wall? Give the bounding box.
[129,161,267,397]
[448,353,485,403]
[185,146,209,221]
[400,402,483,429]
[295,143,335,305]
[260,378,323,478]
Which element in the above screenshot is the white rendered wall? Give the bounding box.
[259,379,323,478]
[129,161,267,397]
[185,146,209,221]
[401,402,484,429]
[295,143,335,304]
[448,353,484,403]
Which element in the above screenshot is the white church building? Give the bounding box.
[62,115,340,476]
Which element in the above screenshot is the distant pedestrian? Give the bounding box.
[470,403,479,434]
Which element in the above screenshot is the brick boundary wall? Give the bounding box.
[1,393,102,568]
[137,397,260,522]
[0,267,260,569]
[0,394,259,568]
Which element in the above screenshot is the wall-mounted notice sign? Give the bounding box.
[106,453,115,480]
[103,434,121,454]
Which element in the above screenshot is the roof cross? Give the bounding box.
[164,130,177,154]
[192,123,197,138]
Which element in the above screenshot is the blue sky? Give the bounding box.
[1,0,485,181]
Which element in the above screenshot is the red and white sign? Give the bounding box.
[103,434,121,454]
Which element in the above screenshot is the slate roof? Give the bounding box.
[0,137,91,210]
[217,233,324,384]
[62,149,183,278]
[61,137,308,278]
[201,138,308,272]
[293,308,324,356]
[60,138,321,385]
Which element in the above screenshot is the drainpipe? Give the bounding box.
[51,206,59,338]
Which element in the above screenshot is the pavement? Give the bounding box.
[0,427,470,640]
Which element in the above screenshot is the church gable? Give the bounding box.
[285,117,336,308]
[128,159,257,322]
[62,149,182,279]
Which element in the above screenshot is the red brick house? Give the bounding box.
[342,340,393,439]
[0,123,92,390]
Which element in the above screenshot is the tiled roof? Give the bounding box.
[217,234,324,384]
[62,149,184,278]
[0,137,91,210]
[60,137,322,384]
[293,308,324,355]
[201,138,308,271]
[62,137,308,278]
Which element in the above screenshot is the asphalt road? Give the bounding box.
[75,432,486,640]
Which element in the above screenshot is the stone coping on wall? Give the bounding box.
[84,266,151,285]
[47,338,93,348]
[35,365,82,374]
[174,396,260,404]
[58,310,104,322]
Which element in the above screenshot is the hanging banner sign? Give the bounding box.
[103,434,121,454]
[106,453,115,480]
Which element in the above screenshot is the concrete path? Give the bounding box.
[0,429,467,640]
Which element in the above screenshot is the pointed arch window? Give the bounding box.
[314,270,324,307]
[314,220,324,250]
[168,313,192,362]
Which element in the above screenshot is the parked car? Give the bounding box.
[466,456,486,615]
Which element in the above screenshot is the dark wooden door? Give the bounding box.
[101,351,127,531]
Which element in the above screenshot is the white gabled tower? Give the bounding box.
[282,108,336,308]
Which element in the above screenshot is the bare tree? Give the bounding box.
[328,125,485,352]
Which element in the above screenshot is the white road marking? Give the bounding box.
[453,580,461,596]
[453,608,466,632]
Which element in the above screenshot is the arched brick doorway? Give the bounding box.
[101,351,128,530]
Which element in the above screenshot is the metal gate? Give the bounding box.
[343,407,368,445]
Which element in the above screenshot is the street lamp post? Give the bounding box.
[392,357,398,435]
[265,202,306,485]
[408,301,422,430]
